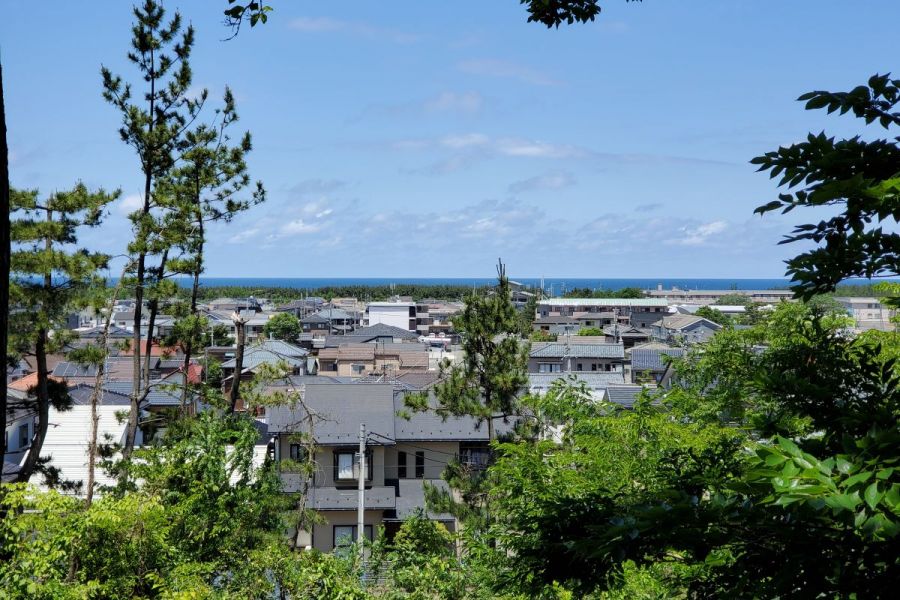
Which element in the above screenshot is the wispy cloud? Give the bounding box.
[634,202,663,212]
[667,220,728,246]
[509,171,577,194]
[457,58,560,86]
[424,91,484,114]
[117,193,144,216]
[288,17,421,43]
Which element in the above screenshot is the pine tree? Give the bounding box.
[410,259,528,440]
[101,0,201,457]
[159,88,264,411]
[405,260,529,529]
[8,184,119,483]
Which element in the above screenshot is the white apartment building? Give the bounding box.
[364,302,418,333]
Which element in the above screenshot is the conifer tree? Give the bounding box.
[8,184,119,482]
[410,259,528,440]
[101,0,201,456]
[159,88,264,410]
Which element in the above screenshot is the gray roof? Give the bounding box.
[53,362,98,378]
[528,372,625,391]
[392,393,491,442]
[256,339,308,358]
[311,308,355,321]
[660,315,722,331]
[308,486,396,510]
[102,380,184,407]
[352,323,420,341]
[267,383,397,445]
[530,342,625,359]
[267,383,495,444]
[631,347,685,372]
[605,385,649,408]
[67,383,132,406]
[221,343,307,370]
[391,479,454,521]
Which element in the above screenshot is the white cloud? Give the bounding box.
[424,91,484,114]
[117,194,144,215]
[457,59,560,86]
[279,219,322,236]
[496,138,583,158]
[288,17,420,43]
[667,220,728,246]
[227,227,260,244]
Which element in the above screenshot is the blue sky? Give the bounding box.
[2,1,897,278]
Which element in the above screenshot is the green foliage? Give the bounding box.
[753,74,900,300]
[577,326,604,336]
[263,311,301,341]
[562,286,644,299]
[530,329,556,342]
[713,293,752,306]
[694,305,732,326]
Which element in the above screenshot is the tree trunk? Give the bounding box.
[229,315,246,414]
[180,207,203,414]
[15,328,50,482]
[0,57,11,469]
[86,267,128,506]
[140,248,169,412]
[123,44,157,461]
[15,209,53,483]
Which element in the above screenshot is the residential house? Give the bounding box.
[303,308,357,335]
[602,324,652,349]
[652,315,722,345]
[276,297,325,319]
[528,342,625,374]
[364,302,418,333]
[268,382,503,551]
[834,297,897,332]
[221,339,310,389]
[629,344,685,383]
[536,298,669,329]
[317,343,429,378]
[528,372,626,399]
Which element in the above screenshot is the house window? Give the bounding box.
[538,363,560,373]
[591,364,597,372]
[415,451,425,478]
[605,364,611,372]
[18,424,29,449]
[577,363,583,372]
[289,444,306,461]
[333,525,374,549]
[398,451,407,478]
[334,450,372,482]
[351,364,365,375]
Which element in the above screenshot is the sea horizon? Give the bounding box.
[161,276,895,292]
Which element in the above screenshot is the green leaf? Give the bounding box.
[865,482,883,510]
[844,471,873,488]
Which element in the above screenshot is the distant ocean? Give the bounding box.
[173,277,892,292]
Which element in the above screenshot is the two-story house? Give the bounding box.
[528,342,625,374]
[652,315,722,345]
[267,382,496,551]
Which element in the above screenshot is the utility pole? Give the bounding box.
[357,422,366,557]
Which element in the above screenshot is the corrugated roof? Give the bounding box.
[528,372,625,391]
[605,385,649,408]
[530,342,624,359]
[631,348,685,372]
